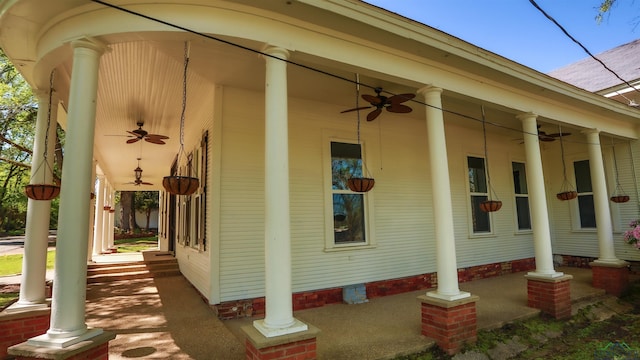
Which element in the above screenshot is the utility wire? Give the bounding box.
[90,0,607,145]
[528,0,640,97]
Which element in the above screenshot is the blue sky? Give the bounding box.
[364,0,640,73]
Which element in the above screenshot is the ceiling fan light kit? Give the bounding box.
[163,41,200,196]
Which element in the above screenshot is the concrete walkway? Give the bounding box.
[79,265,605,359]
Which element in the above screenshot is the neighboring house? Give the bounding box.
[549,38,640,106]
[2,0,640,357]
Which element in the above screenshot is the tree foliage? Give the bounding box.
[0,48,37,232]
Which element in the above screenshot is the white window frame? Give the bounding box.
[323,135,376,251]
[569,157,596,231]
[511,160,532,233]
[465,154,495,236]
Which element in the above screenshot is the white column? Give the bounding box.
[12,90,59,311]
[92,175,105,257]
[30,38,105,347]
[584,129,624,264]
[518,113,563,278]
[417,86,469,301]
[253,46,307,337]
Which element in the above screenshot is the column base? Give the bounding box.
[28,328,104,349]
[525,274,573,319]
[4,301,50,314]
[590,261,630,297]
[419,294,479,355]
[8,330,114,360]
[243,322,320,360]
[253,318,309,338]
[426,290,471,301]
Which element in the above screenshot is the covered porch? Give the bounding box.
[77,265,609,359]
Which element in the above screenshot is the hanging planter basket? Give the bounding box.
[480,200,502,213]
[556,191,578,201]
[163,175,199,196]
[347,177,375,193]
[103,205,111,211]
[25,184,60,201]
[610,195,630,203]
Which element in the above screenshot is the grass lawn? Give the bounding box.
[0,251,55,277]
[114,236,158,253]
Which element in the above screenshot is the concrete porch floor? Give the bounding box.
[80,263,608,360]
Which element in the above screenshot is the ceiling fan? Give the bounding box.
[341,87,415,122]
[125,159,153,186]
[537,125,571,142]
[125,121,169,145]
[515,125,572,143]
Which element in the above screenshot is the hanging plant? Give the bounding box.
[555,124,577,201]
[609,139,630,203]
[25,70,60,201]
[479,106,501,213]
[346,74,375,193]
[163,41,200,196]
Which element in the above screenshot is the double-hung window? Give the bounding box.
[468,156,491,233]
[574,159,596,228]
[512,162,531,231]
[329,141,367,246]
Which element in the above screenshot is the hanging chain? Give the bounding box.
[559,124,568,180]
[355,74,361,145]
[179,41,189,149]
[611,137,622,187]
[481,106,494,200]
[43,69,54,163]
[628,141,640,210]
[30,69,56,183]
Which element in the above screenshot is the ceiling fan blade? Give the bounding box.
[126,138,141,144]
[147,134,170,140]
[386,104,413,113]
[388,93,415,104]
[539,136,556,142]
[341,106,372,113]
[546,132,572,137]
[367,108,383,121]
[126,131,142,138]
[362,94,383,105]
[145,137,166,145]
[140,181,153,185]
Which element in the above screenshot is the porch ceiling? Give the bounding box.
[68,33,429,191]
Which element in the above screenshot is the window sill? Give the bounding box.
[468,233,497,239]
[324,244,377,252]
[571,228,597,233]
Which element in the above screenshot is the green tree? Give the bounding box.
[134,191,158,232]
[0,48,37,232]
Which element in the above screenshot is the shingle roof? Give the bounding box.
[547,38,640,92]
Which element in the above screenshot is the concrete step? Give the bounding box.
[87,270,152,283]
[87,257,180,283]
[87,264,148,275]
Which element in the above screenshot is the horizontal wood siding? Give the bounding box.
[217,87,547,302]
[174,81,214,297]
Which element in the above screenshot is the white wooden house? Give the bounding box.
[2,0,640,357]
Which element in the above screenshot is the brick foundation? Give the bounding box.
[525,274,573,319]
[591,261,630,297]
[8,331,115,360]
[419,294,479,355]
[215,258,535,319]
[0,309,50,359]
[242,323,320,360]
